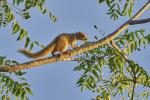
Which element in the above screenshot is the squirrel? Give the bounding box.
[18,32,88,59]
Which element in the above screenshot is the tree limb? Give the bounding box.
[129,18,150,25]
[0,1,150,72]
[110,40,128,60]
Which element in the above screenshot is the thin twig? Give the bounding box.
[131,77,136,100]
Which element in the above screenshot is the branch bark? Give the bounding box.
[0,1,150,72]
[110,41,128,60]
[129,18,150,25]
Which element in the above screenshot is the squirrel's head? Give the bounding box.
[77,32,88,41]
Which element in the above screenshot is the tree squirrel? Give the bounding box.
[18,32,88,58]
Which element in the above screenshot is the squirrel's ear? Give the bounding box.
[77,31,81,35]
[77,31,81,38]
[78,31,81,33]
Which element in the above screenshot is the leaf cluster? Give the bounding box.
[75,29,150,99]
[99,0,134,20]
[0,0,56,49]
[0,56,32,100]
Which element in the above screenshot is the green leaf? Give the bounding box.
[99,0,105,3]
[13,83,19,95]
[135,30,140,39]
[21,91,26,100]
[25,37,30,48]
[23,12,31,19]
[15,88,23,97]
[141,90,149,98]
[128,4,133,17]
[81,86,84,92]
[34,41,39,46]
[15,71,27,76]
[11,60,19,65]
[19,78,27,81]
[122,2,128,16]
[0,56,6,65]
[125,29,129,33]
[40,44,45,48]
[77,78,85,84]
[5,60,11,65]
[140,29,145,37]
[17,29,28,41]
[106,0,111,7]
[30,42,34,50]
[0,15,2,27]
[12,21,20,34]
[130,32,135,40]
[13,0,15,5]
[92,70,99,80]
[8,80,14,91]
[2,95,6,100]
[42,8,47,14]
[31,0,38,7]
[48,12,57,22]
[37,4,43,12]
[21,82,30,86]
[25,87,33,95]
[7,12,14,22]
[17,0,22,6]
[116,9,122,16]
[110,3,115,10]
[25,0,31,9]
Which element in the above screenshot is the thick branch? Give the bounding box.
[0,1,150,72]
[129,18,150,25]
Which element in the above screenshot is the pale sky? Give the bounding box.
[0,0,150,100]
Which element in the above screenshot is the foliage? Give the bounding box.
[99,0,134,20]
[75,29,150,99]
[0,0,150,100]
[0,0,53,99]
[0,56,32,100]
[0,0,56,49]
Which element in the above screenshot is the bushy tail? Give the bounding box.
[18,43,55,59]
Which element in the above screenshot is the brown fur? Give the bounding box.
[18,32,87,59]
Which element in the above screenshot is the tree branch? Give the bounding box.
[110,41,128,60]
[0,1,150,72]
[129,18,150,25]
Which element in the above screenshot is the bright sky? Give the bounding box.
[0,0,150,100]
